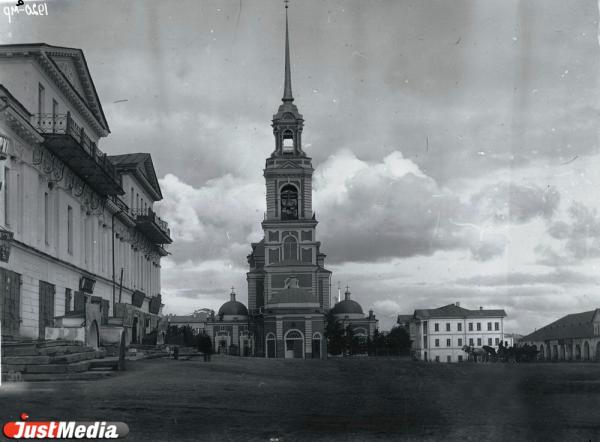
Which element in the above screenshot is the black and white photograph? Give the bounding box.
[0,0,599,440]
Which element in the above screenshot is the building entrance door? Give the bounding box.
[38,281,55,339]
[0,268,21,337]
[284,330,304,359]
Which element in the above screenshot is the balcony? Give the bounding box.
[34,114,123,196]
[132,208,172,244]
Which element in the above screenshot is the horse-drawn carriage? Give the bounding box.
[462,344,539,363]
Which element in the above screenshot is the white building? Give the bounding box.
[405,303,507,363]
[0,44,171,343]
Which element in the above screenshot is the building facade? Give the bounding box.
[245,7,331,359]
[0,44,170,344]
[406,303,507,363]
[521,310,600,361]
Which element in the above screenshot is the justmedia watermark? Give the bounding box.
[3,413,130,439]
[3,1,48,24]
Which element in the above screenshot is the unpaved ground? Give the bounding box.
[1,356,600,441]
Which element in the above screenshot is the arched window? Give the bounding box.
[285,330,302,339]
[283,236,298,261]
[280,185,298,220]
[282,129,294,153]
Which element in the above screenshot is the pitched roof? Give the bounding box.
[522,310,598,341]
[0,43,110,134]
[413,304,507,319]
[109,153,162,200]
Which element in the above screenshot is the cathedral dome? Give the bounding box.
[218,290,248,318]
[331,288,364,317]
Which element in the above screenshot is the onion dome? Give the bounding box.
[218,289,248,318]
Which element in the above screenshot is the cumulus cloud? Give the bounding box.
[540,202,600,263]
[313,150,558,263]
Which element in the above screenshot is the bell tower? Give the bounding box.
[246,1,331,358]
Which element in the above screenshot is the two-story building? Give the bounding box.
[0,44,171,344]
[404,303,507,362]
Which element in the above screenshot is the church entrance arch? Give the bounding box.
[284,329,304,359]
[266,333,276,358]
[216,332,230,354]
[575,344,582,361]
[552,345,558,361]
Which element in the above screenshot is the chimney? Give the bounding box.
[230,287,236,302]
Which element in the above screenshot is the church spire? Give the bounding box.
[271,0,304,157]
[283,1,294,102]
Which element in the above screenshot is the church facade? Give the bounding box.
[245,6,332,359]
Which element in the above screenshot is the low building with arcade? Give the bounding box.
[521,309,600,361]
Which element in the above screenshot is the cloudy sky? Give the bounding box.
[4,0,600,332]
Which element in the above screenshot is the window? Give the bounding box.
[458,355,463,362]
[282,129,294,152]
[447,355,451,363]
[435,339,439,347]
[488,338,492,346]
[434,323,439,332]
[422,321,427,334]
[283,236,298,260]
[477,338,482,346]
[67,206,73,254]
[446,323,450,332]
[446,339,451,347]
[52,99,58,131]
[457,323,462,332]
[130,187,134,212]
[44,192,49,245]
[435,356,440,362]
[38,83,45,115]
[469,338,474,346]
[16,171,23,233]
[458,338,463,346]
[476,322,481,331]
[468,322,473,331]
[65,288,72,313]
[495,322,500,331]
[423,336,427,347]
[280,185,298,220]
[487,322,492,331]
[495,338,499,345]
[4,167,9,227]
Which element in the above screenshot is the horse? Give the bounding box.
[462,345,490,363]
